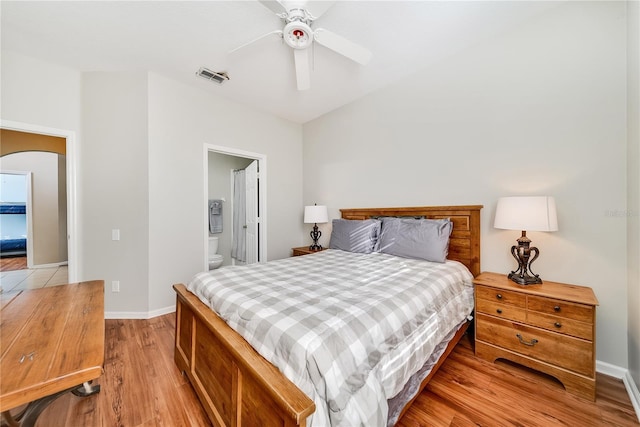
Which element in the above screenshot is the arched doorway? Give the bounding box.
[0,121,78,285]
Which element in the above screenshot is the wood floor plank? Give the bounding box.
[35,314,209,427]
[31,314,638,427]
[401,392,457,427]
[418,369,521,427]
[0,256,27,272]
[398,337,639,427]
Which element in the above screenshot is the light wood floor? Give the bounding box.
[32,313,638,427]
[0,256,27,271]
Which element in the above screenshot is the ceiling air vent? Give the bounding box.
[196,67,230,84]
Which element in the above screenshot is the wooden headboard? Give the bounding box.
[340,205,482,277]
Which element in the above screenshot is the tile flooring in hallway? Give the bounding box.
[0,265,69,293]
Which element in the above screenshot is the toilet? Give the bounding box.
[208,236,224,270]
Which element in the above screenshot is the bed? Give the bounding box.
[0,202,27,257]
[174,205,482,427]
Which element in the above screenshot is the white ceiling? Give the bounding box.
[1,1,560,123]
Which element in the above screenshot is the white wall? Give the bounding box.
[147,73,304,313]
[0,51,80,269]
[81,71,150,313]
[303,1,628,368]
[0,51,82,131]
[58,154,67,260]
[627,0,640,389]
[1,50,304,315]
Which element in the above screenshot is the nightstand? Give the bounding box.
[291,246,325,257]
[473,272,599,400]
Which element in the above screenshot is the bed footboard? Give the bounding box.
[174,284,315,427]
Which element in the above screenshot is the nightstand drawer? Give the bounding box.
[475,313,593,377]
[292,247,324,257]
[476,285,526,308]
[476,299,526,322]
[526,311,593,341]
[527,296,594,323]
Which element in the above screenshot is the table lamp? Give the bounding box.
[304,204,328,251]
[494,196,558,285]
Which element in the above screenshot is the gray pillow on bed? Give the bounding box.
[329,219,382,253]
[378,217,453,263]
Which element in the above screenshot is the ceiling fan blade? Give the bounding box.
[293,48,311,91]
[303,1,337,19]
[258,0,288,15]
[313,28,372,65]
[229,30,283,54]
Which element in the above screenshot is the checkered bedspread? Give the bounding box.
[187,249,474,426]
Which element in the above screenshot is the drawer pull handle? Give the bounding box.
[554,322,562,328]
[516,333,538,346]
[554,305,561,312]
[496,294,503,300]
[496,309,503,314]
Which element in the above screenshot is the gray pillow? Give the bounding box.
[378,217,453,263]
[329,219,382,253]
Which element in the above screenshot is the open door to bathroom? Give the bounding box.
[244,160,259,264]
[206,145,266,270]
[230,160,259,265]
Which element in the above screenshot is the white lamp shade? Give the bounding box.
[494,196,558,232]
[304,205,328,224]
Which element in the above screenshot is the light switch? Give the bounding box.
[112,229,120,241]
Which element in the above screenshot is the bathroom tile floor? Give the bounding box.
[0,264,69,294]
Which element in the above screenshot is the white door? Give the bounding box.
[244,160,259,264]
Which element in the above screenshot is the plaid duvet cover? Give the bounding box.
[187,249,474,426]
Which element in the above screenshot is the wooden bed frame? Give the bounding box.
[174,205,482,427]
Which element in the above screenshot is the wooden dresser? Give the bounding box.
[473,272,598,400]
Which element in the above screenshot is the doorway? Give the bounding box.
[204,144,266,271]
[0,172,29,262]
[1,153,65,269]
[0,120,78,283]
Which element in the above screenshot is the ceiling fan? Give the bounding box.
[230,0,372,91]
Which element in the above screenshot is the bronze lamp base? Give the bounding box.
[508,231,543,285]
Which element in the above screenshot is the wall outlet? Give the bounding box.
[111,280,120,292]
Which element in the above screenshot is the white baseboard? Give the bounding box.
[148,305,176,318]
[624,370,640,422]
[29,261,68,269]
[597,359,628,378]
[597,360,640,422]
[104,305,175,320]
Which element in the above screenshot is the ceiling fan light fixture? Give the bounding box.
[196,67,230,84]
[283,21,313,49]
